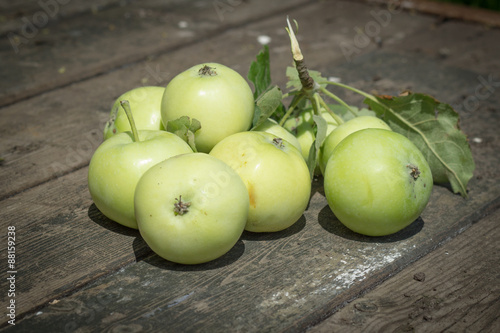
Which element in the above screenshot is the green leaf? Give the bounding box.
[313,114,328,150]
[166,116,201,152]
[364,93,475,198]
[248,45,271,100]
[305,114,328,179]
[271,103,286,122]
[251,85,283,129]
[306,142,317,180]
[286,66,327,91]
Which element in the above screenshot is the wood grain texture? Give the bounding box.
[0,0,123,35]
[0,167,152,323]
[0,1,434,326]
[0,0,499,331]
[0,0,435,198]
[0,0,311,200]
[2,143,498,330]
[0,0,311,108]
[362,0,500,28]
[309,208,500,333]
[3,183,498,331]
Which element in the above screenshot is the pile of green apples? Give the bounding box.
[88,62,433,265]
[88,63,311,265]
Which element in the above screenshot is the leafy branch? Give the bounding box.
[364,93,474,197]
[246,17,475,198]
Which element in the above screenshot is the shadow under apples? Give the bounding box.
[88,203,153,261]
[135,216,306,270]
[135,238,245,272]
[88,203,141,238]
[311,176,325,197]
[318,204,424,243]
[88,203,245,271]
[241,215,306,242]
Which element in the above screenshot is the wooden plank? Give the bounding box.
[4,177,499,331]
[0,0,311,108]
[381,18,500,77]
[308,207,500,332]
[0,167,152,325]
[0,0,436,199]
[361,0,500,28]
[0,0,123,35]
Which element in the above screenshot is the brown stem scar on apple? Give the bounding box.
[174,195,191,215]
[272,137,284,148]
[198,65,217,76]
[407,164,421,180]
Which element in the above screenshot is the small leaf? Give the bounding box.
[166,116,201,152]
[364,92,475,198]
[187,118,201,151]
[251,85,283,129]
[248,45,271,100]
[189,118,201,133]
[306,142,317,180]
[313,114,328,152]
[271,103,286,123]
[286,66,327,91]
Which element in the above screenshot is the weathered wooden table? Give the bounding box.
[1,1,499,332]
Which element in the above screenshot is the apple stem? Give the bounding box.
[315,93,345,125]
[318,86,356,120]
[120,100,140,142]
[278,94,305,127]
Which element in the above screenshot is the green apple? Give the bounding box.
[324,128,433,236]
[88,101,193,229]
[135,153,249,265]
[319,115,392,174]
[161,63,255,153]
[283,108,338,173]
[253,118,302,153]
[104,86,165,140]
[209,131,311,232]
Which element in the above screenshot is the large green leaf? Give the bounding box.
[250,85,283,129]
[364,92,475,198]
[248,45,271,100]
